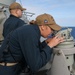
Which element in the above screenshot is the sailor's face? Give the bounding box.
[17,9,23,18]
[41,25,53,38]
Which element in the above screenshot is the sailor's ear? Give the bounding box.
[40,25,46,31]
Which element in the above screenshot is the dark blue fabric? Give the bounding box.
[3,15,25,38]
[0,25,53,74]
[0,63,22,75]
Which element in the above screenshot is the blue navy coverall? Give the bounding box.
[0,25,52,75]
[3,14,25,38]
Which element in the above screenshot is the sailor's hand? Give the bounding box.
[45,38,53,43]
[47,35,65,48]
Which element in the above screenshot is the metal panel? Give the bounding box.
[0,0,16,5]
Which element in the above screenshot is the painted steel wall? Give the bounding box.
[0,0,16,5]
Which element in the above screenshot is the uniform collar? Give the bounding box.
[33,25,41,38]
[10,14,19,18]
